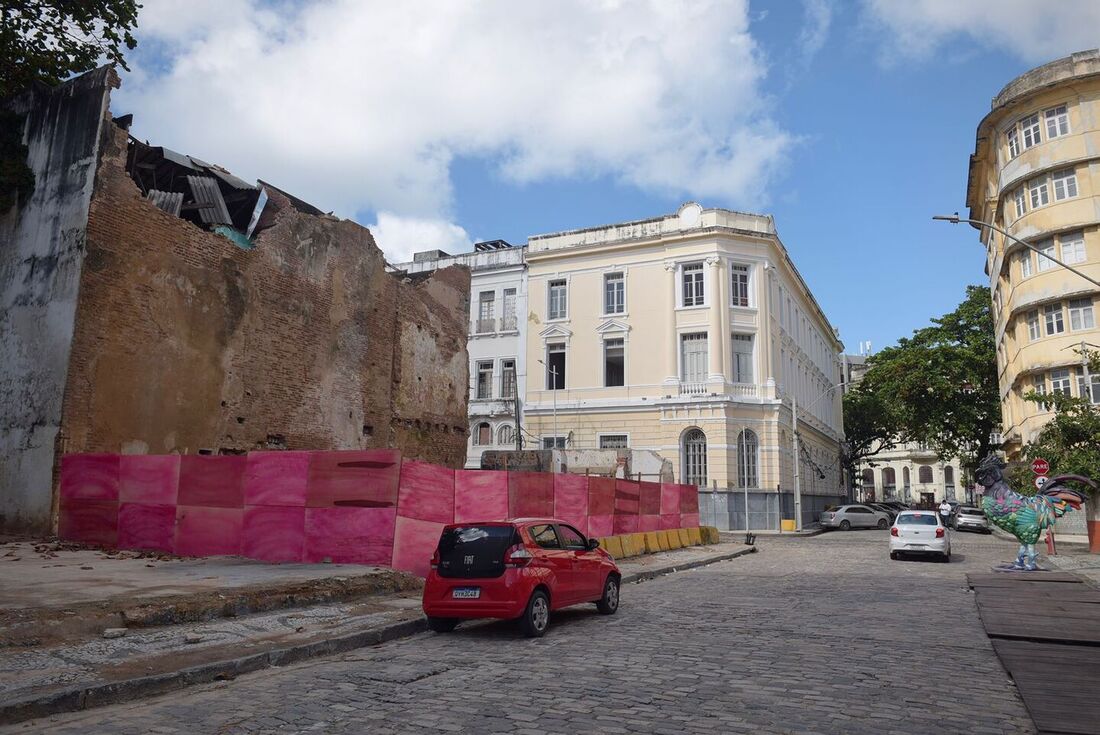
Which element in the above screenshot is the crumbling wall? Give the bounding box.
[60,121,470,472]
[0,67,118,532]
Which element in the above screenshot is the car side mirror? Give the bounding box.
[587,538,600,551]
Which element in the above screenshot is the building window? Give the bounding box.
[546,343,565,390]
[1029,177,1049,209]
[731,333,754,383]
[1021,112,1042,150]
[1069,298,1095,331]
[1077,373,1100,405]
[604,338,625,387]
[882,467,896,497]
[902,466,911,490]
[731,264,750,307]
[680,333,708,384]
[498,424,515,446]
[682,428,707,487]
[1019,250,1033,278]
[500,358,516,399]
[502,288,517,331]
[548,279,567,320]
[1007,125,1020,158]
[599,434,628,449]
[1061,231,1086,264]
[542,436,565,449]
[1037,239,1057,271]
[604,272,624,314]
[1051,368,1072,395]
[474,422,492,446]
[735,429,758,489]
[1032,373,1048,402]
[1052,168,1078,201]
[1013,188,1026,220]
[476,291,495,333]
[476,360,493,399]
[1045,104,1070,139]
[918,465,933,484]
[682,263,705,307]
[1044,303,1065,335]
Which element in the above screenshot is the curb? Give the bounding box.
[621,545,758,584]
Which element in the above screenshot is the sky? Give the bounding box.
[114,0,1100,354]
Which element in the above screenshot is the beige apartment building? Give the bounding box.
[967,49,1100,459]
[523,204,845,527]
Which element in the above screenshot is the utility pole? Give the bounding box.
[510,365,522,451]
[792,395,802,532]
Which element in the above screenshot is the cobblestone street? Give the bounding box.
[6,531,1037,734]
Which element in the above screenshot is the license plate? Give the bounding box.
[906,544,927,549]
[452,587,480,599]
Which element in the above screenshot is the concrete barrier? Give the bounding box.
[619,535,636,558]
[602,536,625,559]
[701,526,720,544]
[687,527,702,546]
[676,528,691,547]
[643,531,662,553]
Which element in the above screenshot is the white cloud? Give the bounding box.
[369,212,473,264]
[119,0,795,251]
[863,0,1100,64]
[797,0,832,64]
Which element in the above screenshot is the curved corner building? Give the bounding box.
[967,49,1100,459]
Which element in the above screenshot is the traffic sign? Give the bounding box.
[1031,458,1049,475]
[1035,475,1048,490]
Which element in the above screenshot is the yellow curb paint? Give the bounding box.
[676,528,691,547]
[643,531,663,553]
[687,527,703,546]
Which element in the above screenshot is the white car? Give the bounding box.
[889,510,951,562]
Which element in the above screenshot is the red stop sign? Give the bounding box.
[1032,458,1049,475]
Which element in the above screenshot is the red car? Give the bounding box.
[422,518,621,637]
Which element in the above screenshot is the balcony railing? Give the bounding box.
[501,314,518,331]
[679,381,708,396]
[473,318,496,334]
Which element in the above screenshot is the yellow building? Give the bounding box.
[523,203,845,527]
[967,49,1100,459]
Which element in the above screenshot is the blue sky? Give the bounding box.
[118,1,1100,354]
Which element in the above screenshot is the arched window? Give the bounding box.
[473,422,491,446]
[882,467,896,495]
[918,465,933,484]
[944,466,954,486]
[498,424,514,446]
[861,469,875,488]
[736,430,758,489]
[902,466,911,488]
[682,429,707,487]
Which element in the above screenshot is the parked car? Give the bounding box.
[422,518,621,638]
[881,501,909,513]
[820,504,892,531]
[953,506,992,534]
[890,510,951,562]
[868,503,899,522]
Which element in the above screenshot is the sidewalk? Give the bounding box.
[0,539,757,725]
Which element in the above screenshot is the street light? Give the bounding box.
[789,382,846,532]
[537,359,558,449]
[932,213,1100,290]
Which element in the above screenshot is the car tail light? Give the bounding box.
[504,543,533,568]
[890,527,899,537]
[430,549,440,570]
[936,528,945,538]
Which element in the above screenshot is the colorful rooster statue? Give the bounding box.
[975,454,1095,571]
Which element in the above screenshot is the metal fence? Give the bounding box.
[698,489,847,531]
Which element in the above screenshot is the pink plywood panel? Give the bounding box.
[177,455,246,509]
[588,477,615,516]
[640,514,660,532]
[554,474,588,534]
[508,472,554,518]
[58,499,118,547]
[660,483,681,515]
[60,454,120,502]
[588,514,614,538]
[454,470,509,523]
[397,460,455,524]
[307,450,401,509]
[174,506,243,557]
[244,451,311,507]
[681,512,701,528]
[117,503,176,553]
[303,507,396,565]
[614,480,641,516]
[391,516,446,578]
[242,506,305,563]
[659,513,680,530]
[680,484,700,513]
[119,455,180,505]
[639,482,661,515]
[613,515,640,535]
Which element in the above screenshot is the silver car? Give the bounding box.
[820,504,892,531]
[952,506,992,534]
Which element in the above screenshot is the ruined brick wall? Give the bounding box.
[61,123,470,471]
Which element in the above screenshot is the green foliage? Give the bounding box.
[840,385,898,483]
[0,0,140,98]
[1019,360,1100,497]
[859,285,1000,471]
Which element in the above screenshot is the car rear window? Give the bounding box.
[824,506,842,512]
[961,509,985,517]
[896,514,937,526]
[437,525,518,579]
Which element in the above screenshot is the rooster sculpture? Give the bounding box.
[975,454,1095,571]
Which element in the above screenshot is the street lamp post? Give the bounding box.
[790,382,846,531]
[537,359,558,449]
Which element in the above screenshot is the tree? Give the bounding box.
[1,0,140,98]
[840,385,899,494]
[859,285,1000,472]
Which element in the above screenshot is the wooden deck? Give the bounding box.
[968,572,1100,735]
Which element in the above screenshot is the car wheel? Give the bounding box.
[877,518,888,530]
[520,590,550,638]
[426,616,458,633]
[839,520,851,531]
[596,576,620,615]
[941,552,951,563]
[890,551,899,561]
